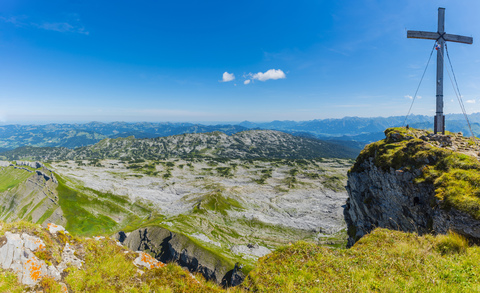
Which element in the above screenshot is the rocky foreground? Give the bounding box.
[5,221,480,292]
[0,221,225,292]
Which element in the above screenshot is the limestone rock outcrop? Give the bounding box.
[0,225,82,288]
[0,161,11,167]
[344,128,480,247]
[345,159,435,247]
[133,251,166,269]
[16,161,44,169]
[0,223,191,291]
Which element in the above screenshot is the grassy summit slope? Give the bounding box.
[350,127,480,220]
[245,228,480,292]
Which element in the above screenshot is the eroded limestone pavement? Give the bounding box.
[0,223,183,292]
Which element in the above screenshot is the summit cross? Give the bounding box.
[407,7,473,134]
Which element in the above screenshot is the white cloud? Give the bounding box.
[244,80,251,85]
[466,99,476,104]
[1,15,89,35]
[221,72,235,82]
[404,95,421,100]
[0,16,26,26]
[38,22,89,35]
[250,69,286,82]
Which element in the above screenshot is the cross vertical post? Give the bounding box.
[435,8,445,134]
[407,7,473,134]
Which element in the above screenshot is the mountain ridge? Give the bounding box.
[4,114,480,151]
[1,130,360,161]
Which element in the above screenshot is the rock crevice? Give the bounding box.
[115,226,245,287]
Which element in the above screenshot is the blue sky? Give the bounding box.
[1,0,480,123]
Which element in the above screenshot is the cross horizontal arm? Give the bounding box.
[444,34,473,44]
[407,30,438,40]
[407,30,473,44]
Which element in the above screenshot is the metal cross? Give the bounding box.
[407,7,473,134]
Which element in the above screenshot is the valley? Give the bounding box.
[0,144,352,284]
[52,157,350,236]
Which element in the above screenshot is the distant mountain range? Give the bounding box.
[1,114,480,153]
[1,130,360,161]
[239,113,480,140]
[0,122,248,150]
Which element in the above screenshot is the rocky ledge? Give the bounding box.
[115,226,245,287]
[345,127,480,247]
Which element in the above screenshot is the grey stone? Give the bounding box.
[230,244,271,258]
[0,231,82,286]
[15,161,43,169]
[56,242,83,275]
[0,232,49,286]
[22,233,45,251]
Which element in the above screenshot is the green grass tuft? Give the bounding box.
[435,230,469,255]
[195,192,243,216]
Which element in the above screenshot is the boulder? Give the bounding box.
[0,232,48,286]
[133,252,165,269]
[0,224,83,288]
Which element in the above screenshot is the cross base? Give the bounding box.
[434,114,445,134]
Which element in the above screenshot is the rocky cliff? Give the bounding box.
[345,127,480,247]
[0,161,64,226]
[115,226,245,287]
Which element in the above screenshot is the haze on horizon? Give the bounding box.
[1,0,480,124]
